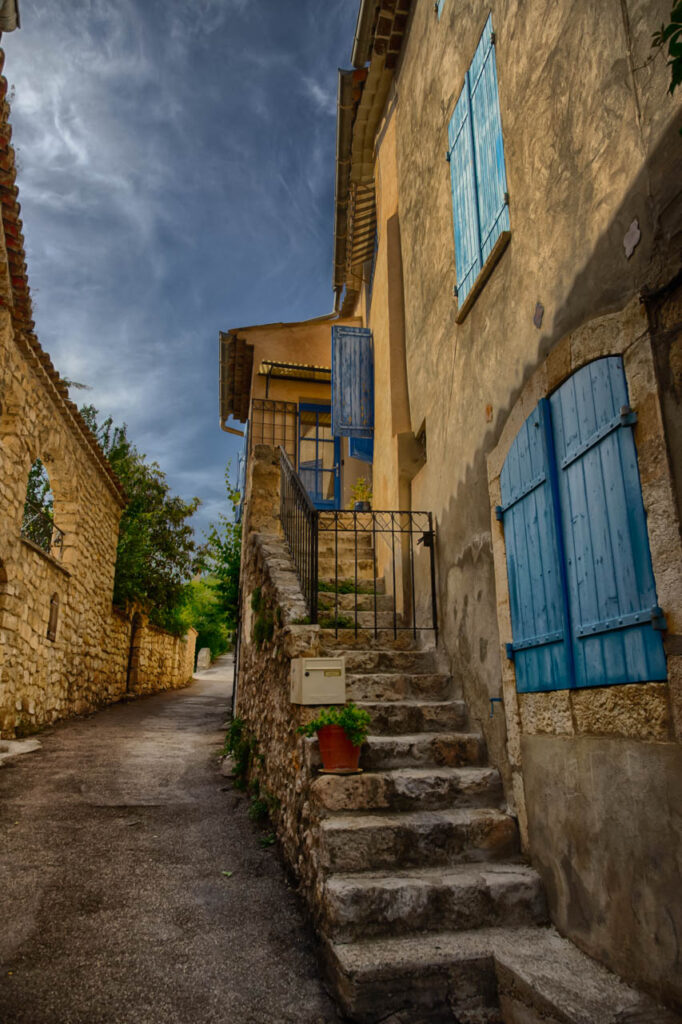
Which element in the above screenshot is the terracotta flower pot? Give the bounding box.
[317,724,361,773]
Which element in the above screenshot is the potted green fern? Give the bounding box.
[297,702,371,773]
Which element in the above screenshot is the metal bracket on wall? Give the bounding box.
[505,643,514,660]
[489,697,502,717]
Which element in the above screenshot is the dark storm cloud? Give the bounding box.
[5,0,357,534]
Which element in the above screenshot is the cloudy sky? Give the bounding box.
[4,0,358,534]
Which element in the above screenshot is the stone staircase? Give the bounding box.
[302,535,682,1024]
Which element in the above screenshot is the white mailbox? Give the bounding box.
[290,656,346,705]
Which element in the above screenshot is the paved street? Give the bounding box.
[0,657,340,1024]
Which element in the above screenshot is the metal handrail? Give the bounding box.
[21,500,64,560]
[279,449,319,622]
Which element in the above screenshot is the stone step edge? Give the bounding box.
[364,730,484,746]
[323,925,682,1024]
[319,806,513,831]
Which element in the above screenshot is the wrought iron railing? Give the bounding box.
[21,500,64,560]
[318,510,437,639]
[279,448,318,622]
[251,399,297,463]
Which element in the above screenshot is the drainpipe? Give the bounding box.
[351,0,377,68]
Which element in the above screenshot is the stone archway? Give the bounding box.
[126,613,143,693]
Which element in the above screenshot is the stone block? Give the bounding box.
[570,681,671,740]
[518,691,574,736]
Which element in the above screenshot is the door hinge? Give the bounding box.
[505,643,514,661]
[495,505,504,522]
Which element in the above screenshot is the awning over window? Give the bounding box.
[331,325,373,439]
[257,360,331,384]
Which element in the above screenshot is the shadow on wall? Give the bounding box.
[432,111,682,806]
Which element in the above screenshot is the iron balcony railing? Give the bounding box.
[280,448,318,623]
[21,500,64,560]
[279,451,437,638]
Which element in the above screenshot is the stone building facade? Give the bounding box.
[331,0,682,1009]
[0,49,196,738]
[224,1,682,1017]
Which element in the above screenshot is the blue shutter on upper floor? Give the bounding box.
[448,82,482,305]
[549,357,667,687]
[499,402,573,693]
[331,326,374,439]
[349,436,373,462]
[469,14,509,265]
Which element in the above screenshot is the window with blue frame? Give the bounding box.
[447,15,510,315]
[498,358,667,693]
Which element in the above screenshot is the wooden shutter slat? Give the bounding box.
[469,14,510,265]
[448,84,482,303]
[501,405,572,692]
[550,357,667,687]
[331,326,374,438]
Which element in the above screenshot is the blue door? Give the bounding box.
[500,358,666,692]
[298,403,340,510]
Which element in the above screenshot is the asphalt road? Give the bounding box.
[0,657,341,1024]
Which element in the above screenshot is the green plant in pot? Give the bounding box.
[297,702,371,773]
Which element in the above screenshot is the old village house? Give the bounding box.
[221,2,682,1021]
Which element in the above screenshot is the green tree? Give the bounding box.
[80,405,201,630]
[201,466,242,634]
[181,577,232,659]
[24,458,53,517]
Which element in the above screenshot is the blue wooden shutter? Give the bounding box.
[500,402,572,693]
[331,326,374,439]
[349,436,373,462]
[448,82,481,304]
[550,358,667,687]
[469,15,509,265]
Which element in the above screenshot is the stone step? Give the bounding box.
[319,578,386,596]
[319,555,375,577]
[318,536,373,556]
[357,698,467,734]
[363,732,486,770]
[324,647,438,671]
[318,611,398,630]
[318,592,394,613]
[321,863,547,942]
[347,672,456,703]
[310,766,503,814]
[318,808,519,874]
[323,925,682,1024]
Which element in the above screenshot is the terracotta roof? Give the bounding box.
[0,49,126,506]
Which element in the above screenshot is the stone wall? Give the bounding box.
[234,445,328,901]
[0,307,198,734]
[0,51,196,737]
[487,298,682,1007]
[356,1,682,1008]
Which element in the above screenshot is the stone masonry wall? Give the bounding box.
[0,306,198,733]
[234,445,329,903]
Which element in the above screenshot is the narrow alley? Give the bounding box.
[0,660,339,1024]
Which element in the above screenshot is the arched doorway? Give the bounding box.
[126,613,142,693]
